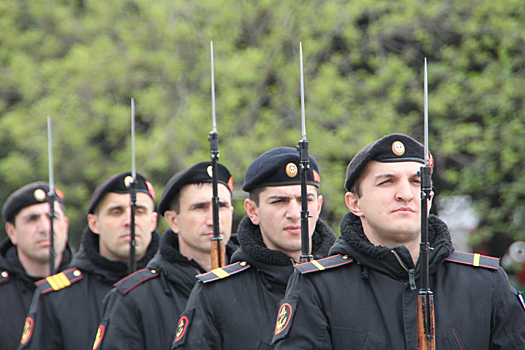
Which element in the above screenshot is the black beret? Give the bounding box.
[158,161,233,216]
[242,147,320,192]
[2,182,65,224]
[88,172,155,214]
[345,133,433,191]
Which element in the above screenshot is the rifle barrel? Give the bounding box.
[47,117,56,276]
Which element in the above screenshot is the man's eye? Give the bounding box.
[218,202,230,208]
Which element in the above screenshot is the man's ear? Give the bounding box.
[87,214,100,235]
[5,222,17,245]
[164,210,179,233]
[244,198,260,226]
[345,192,363,217]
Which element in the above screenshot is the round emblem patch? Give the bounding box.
[285,163,298,178]
[92,325,105,350]
[33,189,46,202]
[175,316,189,342]
[392,141,405,156]
[20,317,34,345]
[274,303,293,335]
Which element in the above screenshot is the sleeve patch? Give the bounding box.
[92,319,107,350]
[196,261,251,283]
[295,254,353,274]
[272,296,298,344]
[445,251,500,270]
[172,308,194,349]
[114,268,159,295]
[20,317,34,345]
[36,268,83,294]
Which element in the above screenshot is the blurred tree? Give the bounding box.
[0,0,523,254]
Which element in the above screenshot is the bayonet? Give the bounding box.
[298,43,313,263]
[417,58,436,350]
[47,117,56,275]
[209,41,225,269]
[129,98,138,273]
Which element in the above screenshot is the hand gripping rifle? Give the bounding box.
[417,58,436,350]
[209,41,226,269]
[47,117,57,276]
[298,43,313,264]
[129,98,138,274]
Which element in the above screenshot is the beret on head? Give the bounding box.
[157,161,233,216]
[345,133,433,191]
[242,147,321,192]
[88,172,155,214]
[2,182,65,224]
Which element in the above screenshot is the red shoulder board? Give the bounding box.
[35,268,83,294]
[295,254,354,274]
[0,270,10,285]
[114,268,159,295]
[445,251,500,270]
[196,261,251,283]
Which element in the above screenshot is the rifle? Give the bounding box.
[47,117,56,276]
[417,58,436,350]
[298,43,313,264]
[209,41,225,269]
[129,98,138,273]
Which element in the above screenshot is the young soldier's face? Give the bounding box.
[245,184,322,259]
[346,160,429,247]
[88,192,157,263]
[165,183,233,255]
[6,201,69,266]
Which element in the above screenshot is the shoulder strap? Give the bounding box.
[445,251,500,270]
[295,254,353,274]
[114,268,159,295]
[196,261,251,283]
[35,267,83,294]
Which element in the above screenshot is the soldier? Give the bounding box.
[92,161,237,350]
[0,182,73,350]
[272,134,525,349]
[172,147,336,349]
[19,172,159,350]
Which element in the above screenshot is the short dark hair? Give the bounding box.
[248,187,267,207]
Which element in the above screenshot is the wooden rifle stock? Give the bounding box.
[417,291,436,350]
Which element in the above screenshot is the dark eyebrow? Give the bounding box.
[105,205,126,213]
[189,201,211,208]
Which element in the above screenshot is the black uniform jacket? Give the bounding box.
[172,216,336,350]
[18,226,159,350]
[93,229,239,350]
[0,240,73,350]
[272,213,525,349]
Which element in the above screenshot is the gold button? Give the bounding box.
[240,261,247,266]
[1,271,8,278]
[151,269,156,274]
[343,255,348,259]
[73,270,81,277]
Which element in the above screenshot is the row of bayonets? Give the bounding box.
[45,43,435,349]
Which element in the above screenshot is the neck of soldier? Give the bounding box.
[364,230,421,266]
[18,249,62,278]
[178,237,213,272]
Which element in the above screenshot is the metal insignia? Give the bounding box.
[285,163,298,178]
[207,165,213,178]
[124,176,133,188]
[33,189,46,202]
[392,141,405,156]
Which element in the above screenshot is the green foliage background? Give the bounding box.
[0,0,524,253]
